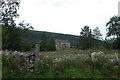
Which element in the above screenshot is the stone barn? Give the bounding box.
[55,39,71,50]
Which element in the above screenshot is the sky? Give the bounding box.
[16,0,120,39]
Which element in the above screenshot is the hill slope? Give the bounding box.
[21,30,79,46]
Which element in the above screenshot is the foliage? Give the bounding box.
[79,26,103,50]
[79,36,93,49]
[0,0,20,27]
[0,0,34,51]
[20,30,79,48]
[0,25,1,49]
[2,53,22,78]
[0,0,22,51]
[102,39,113,50]
[93,27,102,40]
[18,20,34,30]
[47,37,56,51]
[80,25,92,37]
[40,32,56,51]
[106,16,120,49]
[79,25,92,49]
[106,16,120,38]
[2,50,120,78]
[40,32,48,51]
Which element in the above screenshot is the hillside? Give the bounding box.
[21,30,79,46]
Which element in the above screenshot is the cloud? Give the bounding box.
[35,0,81,7]
[17,0,120,38]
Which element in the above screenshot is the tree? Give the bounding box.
[40,32,48,51]
[0,0,34,51]
[79,36,93,49]
[0,25,2,49]
[47,36,56,51]
[2,25,9,49]
[7,27,22,50]
[0,0,20,27]
[40,32,56,51]
[79,25,103,49]
[80,25,92,37]
[79,25,94,49]
[0,0,22,50]
[93,27,102,40]
[18,21,34,51]
[106,16,120,49]
[18,20,34,30]
[106,16,120,38]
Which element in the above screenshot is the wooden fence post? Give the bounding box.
[34,44,40,73]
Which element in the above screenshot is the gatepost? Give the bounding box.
[34,44,40,73]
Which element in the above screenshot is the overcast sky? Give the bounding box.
[17,0,120,39]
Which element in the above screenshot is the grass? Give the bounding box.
[0,53,2,79]
[2,49,120,78]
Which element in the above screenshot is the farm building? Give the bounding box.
[55,39,71,50]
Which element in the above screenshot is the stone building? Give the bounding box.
[55,39,70,50]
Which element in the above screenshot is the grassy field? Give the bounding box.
[2,49,120,78]
[0,52,2,79]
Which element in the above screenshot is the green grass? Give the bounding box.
[0,53,2,79]
[41,49,120,55]
[2,49,120,78]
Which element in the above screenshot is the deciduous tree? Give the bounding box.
[93,27,102,40]
[79,25,94,49]
[106,16,120,49]
[0,0,21,50]
[80,25,92,37]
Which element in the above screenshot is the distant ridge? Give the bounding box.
[21,30,79,46]
[34,30,79,37]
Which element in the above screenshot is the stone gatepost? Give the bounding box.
[118,1,120,17]
[34,44,40,73]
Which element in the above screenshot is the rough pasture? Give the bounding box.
[2,50,120,78]
[42,50,120,63]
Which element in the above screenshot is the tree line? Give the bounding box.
[1,0,120,51]
[78,16,120,50]
[1,0,56,51]
[78,26,102,49]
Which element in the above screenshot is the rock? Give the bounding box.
[91,51,104,61]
